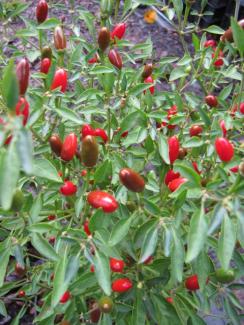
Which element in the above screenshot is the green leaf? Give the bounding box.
[94,250,111,296]
[17,129,33,174]
[0,300,7,317]
[56,107,83,125]
[139,225,158,263]
[0,248,10,287]
[158,134,170,164]
[108,216,133,246]
[94,160,112,185]
[183,137,204,148]
[231,17,244,56]
[128,83,154,97]
[64,253,80,285]
[174,161,201,187]
[0,140,20,210]
[28,223,58,234]
[169,66,187,81]
[31,233,59,262]
[90,66,114,74]
[37,18,60,30]
[217,214,236,270]
[171,228,184,283]
[2,59,19,110]
[131,289,146,325]
[185,207,208,263]
[204,25,225,35]
[120,111,147,133]
[29,193,42,224]
[172,0,183,20]
[52,248,68,307]
[89,208,105,233]
[33,158,62,183]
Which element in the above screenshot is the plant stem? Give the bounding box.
[114,0,120,21]
[38,30,43,51]
[234,0,240,20]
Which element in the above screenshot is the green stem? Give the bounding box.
[38,30,43,51]
[114,0,120,21]
[234,0,240,20]
[183,3,191,29]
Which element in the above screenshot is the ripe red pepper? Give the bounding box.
[18,290,26,298]
[144,76,154,95]
[164,169,180,186]
[119,168,145,192]
[83,220,91,236]
[165,297,173,304]
[60,291,71,303]
[87,191,118,213]
[81,169,87,177]
[51,68,68,92]
[60,133,78,161]
[111,278,133,293]
[121,130,128,138]
[219,120,227,137]
[48,215,56,221]
[15,97,29,126]
[54,26,67,50]
[205,95,218,107]
[203,39,216,48]
[111,23,126,40]
[90,265,95,272]
[229,165,239,173]
[49,236,56,244]
[108,49,123,70]
[81,124,94,138]
[110,258,125,273]
[16,58,30,96]
[88,53,100,64]
[60,181,77,196]
[168,136,179,164]
[40,58,51,74]
[49,134,63,156]
[240,102,244,114]
[185,274,199,291]
[36,0,48,24]
[214,57,224,67]
[168,177,188,192]
[192,161,201,174]
[189,125,203,137]
[94,128,108,143]
[215,137,234,162]
[98,27,110,51]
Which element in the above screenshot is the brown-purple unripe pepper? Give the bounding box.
[98,27,110,52]
[49,134,63,157]
[119,168,145,192]
[16,58,30,96]
[141,63,153,79]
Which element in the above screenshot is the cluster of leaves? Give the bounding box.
[0,0,243,324]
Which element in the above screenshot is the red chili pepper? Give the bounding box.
[121,130,128,138]
[189,125,203,137]
[108,49,123,70]
[60,181,77,196]
[168,177,188,192]
[111,23,126,40]
[192,161,201,175]
[90,265,95,272]
[81,169,87,177]
[214,58,224,67]
[111,278,133,293]
[83,220,91,236]
[15,97,29,126]
[16,58,30,96]
[164,169,180,186]
[185,274,200,291]
[51,68,68,92]
[205,95,218,107]
[87,191,118,213]
[119,168,145,192]
[230,165,239,173]
[168,136,179,164]
[240,102,244,114]
[94,128,108,143]
[219,120,227,137]
[60,133,78,161]
[48,215,56,221]
[49,134,63,157]
[144,76,154,95]
[81,124,94,138]
[166,105,177,129]
[49,236,56,244]
[88,53,99,64]
[60,291,71,304]
[18,290,26,298]
[215,137,234,162]
[110,258,125,273]
[165,297,173,304]
[203,39,216,48]
[36,0,48,23]
[40,58,51,74]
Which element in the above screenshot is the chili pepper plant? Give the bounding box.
[0,0,243,324]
